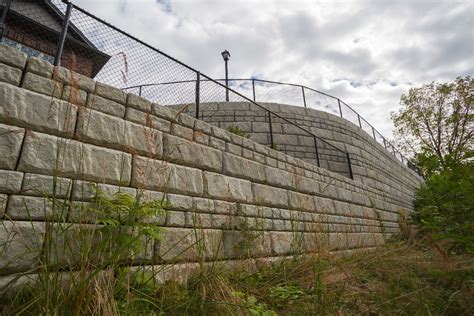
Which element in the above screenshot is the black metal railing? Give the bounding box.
[123,79,421,174]
[0,0,360,178]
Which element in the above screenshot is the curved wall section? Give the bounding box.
[180,102,423,211]
[0,45,422,287]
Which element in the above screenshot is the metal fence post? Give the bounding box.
[302,86,307,108]
[138,86,142,97]
[268,111,274,149]
[346,153,354,180]
[337,99,343,118]
[54,0,73,66]
[0,0,13,40]
[372,126,376,140]
[252,79,256,101]
[357,115,362,128]
[195,72,200,119]
[313,136,320,167]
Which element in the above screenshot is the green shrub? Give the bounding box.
[227,125,249,138]
[412,162,474,254]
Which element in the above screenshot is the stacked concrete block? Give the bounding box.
[174,101,423,208]
[0,45,419,283]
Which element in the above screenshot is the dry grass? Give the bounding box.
[1,233,472,315]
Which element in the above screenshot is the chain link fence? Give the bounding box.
[0,0,420,178]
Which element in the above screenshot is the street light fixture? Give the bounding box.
[221,50,230,101]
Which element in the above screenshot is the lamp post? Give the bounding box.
[221,50,230,102]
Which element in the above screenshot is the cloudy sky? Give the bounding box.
[73,0,473,137]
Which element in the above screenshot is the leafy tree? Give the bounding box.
[391,76,473,176]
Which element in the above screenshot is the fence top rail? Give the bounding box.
[125,80,348,153]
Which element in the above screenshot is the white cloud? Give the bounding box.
[70,0,473,137]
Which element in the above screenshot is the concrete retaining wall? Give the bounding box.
[171,102,423,214]
[0,44,421,285]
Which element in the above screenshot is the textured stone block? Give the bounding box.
[242,148,254,160]
[293,175,321,195]
[22,173,72,198]
[0,274,40,299]
[76,108,163,157]
[22,72,63,98]
[223,153,265,182]
[0,170,23,194]
[222,230,272,258]
[95,82,126,104]
[138,189,166,203]
[0,124,25,170]
[52,66,95,93]
[209,136,225,151]
[252,183,288,207]
[0,44,27,69]
[71,180,137,201]
[177,113,196,129]
[166,194,193,211]
[273,134,297,145]
[170,123,193,140]
[166,211,187,227]
[155,227,199,261]
[25,57,53,78]
[127,93,152,113]
[125,107,171,133]
[6,195,68,221]
[62,85,87,106]
[0,194,7,217]
[226,142,242,156]
[252,122,270,133]
[0,63,22,85]
[187,212,213,228]
[75,108,123,150]
[86,94,126,118]
[0,82,77,138]
[132,156,203,196]
[203,172,253,203]
[17,131,131,185]
[163,134,222,172]
[193,197,215,213]
[152,104,179,122]
[193,129,210,146]
[53,67,95,93]
[194,120,213,134]
[271,231,293,255]
[265,166,292,188]
[313,196,336,214]
[248,133,269,145]
[211,126,231,142]
[211,214,231,228]
[0,221,45,274]
[288,191,315,212]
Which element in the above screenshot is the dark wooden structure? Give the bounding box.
[0,0,110,77]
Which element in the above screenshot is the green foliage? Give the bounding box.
[232,204,264,257]
[412,162,474,254]
[391,76,473,175]
[234,292,277,316]
[269,285,305,302]
[1,190,167,315]
[91,190,165,245]
[2,240,473,314]
[227,125,249,138]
